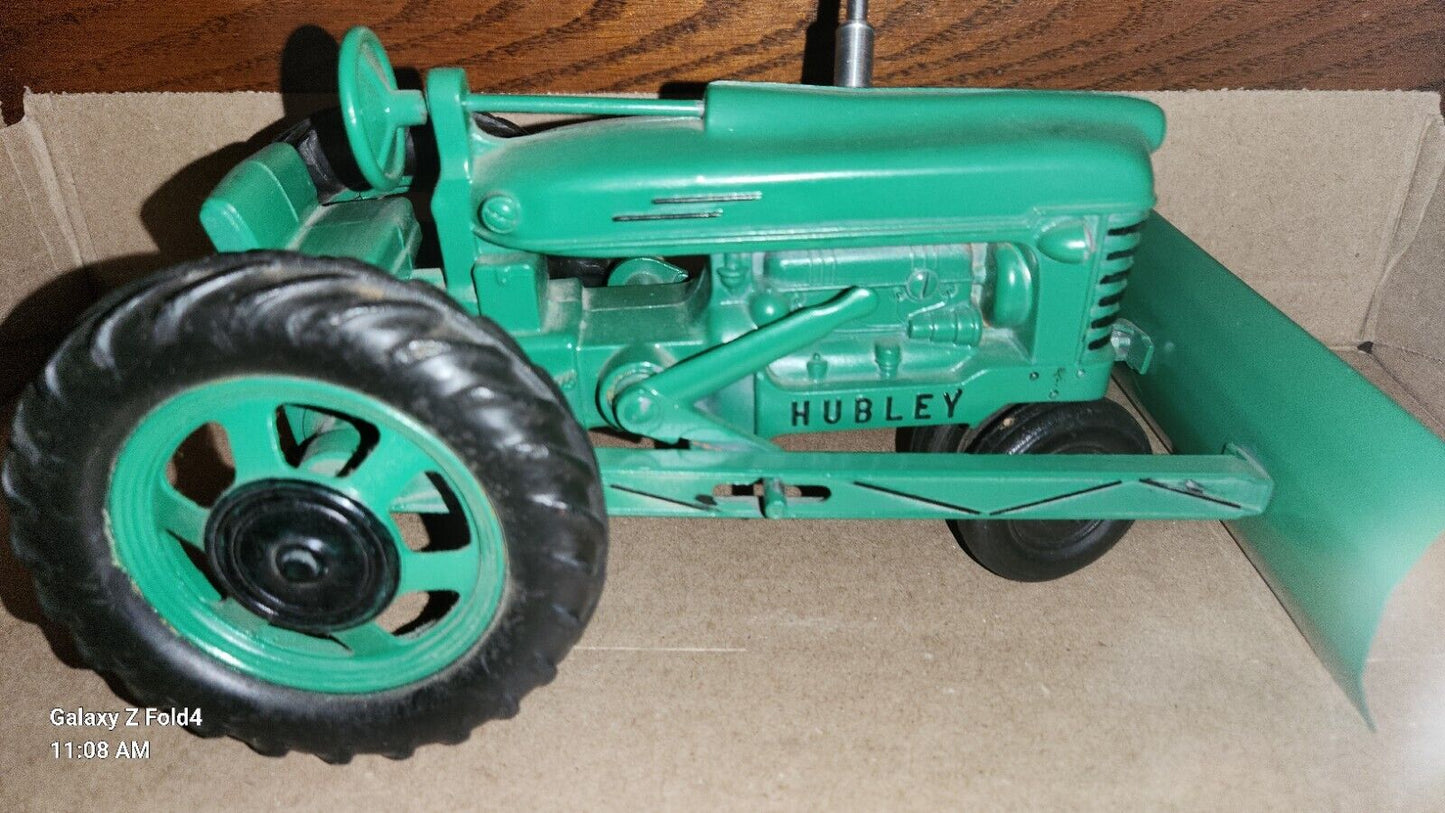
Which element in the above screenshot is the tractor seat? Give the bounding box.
[201,142,420,275]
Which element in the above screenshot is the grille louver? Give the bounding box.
[1084,214,1147,352]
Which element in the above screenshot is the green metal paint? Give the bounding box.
[609,258,694,287]
[467,83,1160,258]
[983,243,1035,328]
[463,94,705,118]
[200,142,420,275]
[338,26,428,191]
[611,287,880,446]
[206,30,1159,454]
[1120,215,1445,719]
[107,376,508,693]
[598,447,1271,520]
[200,34,1168,496]
[197,29,1183,498]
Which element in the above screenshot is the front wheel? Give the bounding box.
[909,400,1150,581]
[4,252,607,761]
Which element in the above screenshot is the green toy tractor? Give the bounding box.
[7,7,1444,761]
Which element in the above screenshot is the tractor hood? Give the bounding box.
[472,82,1165,257]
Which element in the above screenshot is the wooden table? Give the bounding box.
[4,0,1443,123]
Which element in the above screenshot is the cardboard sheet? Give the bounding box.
[1374,161,1445,420]
[1,89,1443,810]
[1143,91,1444,349]
[0,114,84,395]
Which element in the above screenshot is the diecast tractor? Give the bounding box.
[8,6,1443,761]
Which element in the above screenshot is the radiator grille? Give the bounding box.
[1083,213,1147,353]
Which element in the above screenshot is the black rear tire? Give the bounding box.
[4,252,607,761]
[910,400,1149,581]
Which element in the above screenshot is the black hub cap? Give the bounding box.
[205,479,399,634]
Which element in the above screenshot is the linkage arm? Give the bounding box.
[611,288,879,447]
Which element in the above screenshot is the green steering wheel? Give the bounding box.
[338,27,429,191]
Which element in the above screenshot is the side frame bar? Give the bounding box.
[597,448,1272,520]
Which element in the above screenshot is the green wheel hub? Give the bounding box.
[108,376,507,693]
[205,479,401,634]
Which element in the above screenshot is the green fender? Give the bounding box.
[1119,214,1445,719]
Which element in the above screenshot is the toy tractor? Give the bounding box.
[7,5,1443,761]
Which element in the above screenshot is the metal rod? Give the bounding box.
[835,0,875,87]
[632,288,878,405]
[464,94,704,117]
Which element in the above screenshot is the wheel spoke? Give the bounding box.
[155,480,208,548]
[392,474,449,513]
[214,597,268,633]
[214,401,290,482]
[377,126,399,166]
[297,421,364,477]
[281,405,338,451]
[214,599,349,654]
[332,622,401,656]
[346,428,434,510]
[397,548,477,595]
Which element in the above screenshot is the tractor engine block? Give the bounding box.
[740,243,1036,387]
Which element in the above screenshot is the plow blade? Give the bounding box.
[1119,214,1445,719]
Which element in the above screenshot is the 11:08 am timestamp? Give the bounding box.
[52,740,150,760]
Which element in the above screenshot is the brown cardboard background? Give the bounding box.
[1,90,1443,810]
[1143,90,1444,348]
[1375,161,1445,417]
[0,113,85,393]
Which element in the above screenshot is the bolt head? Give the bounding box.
[480,194,521,233]
[749,292,789,325]
[615,391,656,428]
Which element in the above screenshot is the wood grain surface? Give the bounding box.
[3,1,1444,123]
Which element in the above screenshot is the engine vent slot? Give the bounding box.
[1083,213,1147,353]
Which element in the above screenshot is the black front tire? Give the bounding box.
[910,400,1150,582]
[3,252,607,761]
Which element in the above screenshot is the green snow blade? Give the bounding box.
[1120,214,1445,720]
